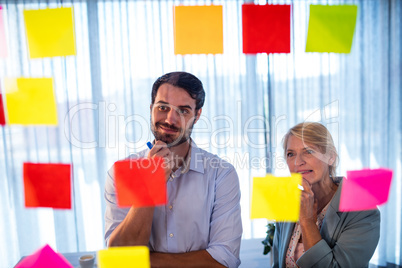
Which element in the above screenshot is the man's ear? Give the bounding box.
[194,108,202,124]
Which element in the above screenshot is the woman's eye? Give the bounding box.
[306,149,314,154]
[286,152,294,158]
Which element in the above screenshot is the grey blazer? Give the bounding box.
[272,181,381,268]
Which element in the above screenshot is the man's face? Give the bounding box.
[150,83,201,147]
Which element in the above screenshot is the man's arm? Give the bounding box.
[104,165,155,247]
[105,141,174,247]
[150,250,226,268]
[108,206,154,247]
[204,163,242,268]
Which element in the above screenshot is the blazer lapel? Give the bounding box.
[280,222,295,267]
[320,182,343,247]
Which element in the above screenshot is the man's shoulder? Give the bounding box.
[107,149,148,173]
[126,148,149,160]
[192,145,235,172]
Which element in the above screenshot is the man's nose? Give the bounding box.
[165,108,179,126]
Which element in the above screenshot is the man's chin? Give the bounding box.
[155,135,189,148]
[167,138,189,148]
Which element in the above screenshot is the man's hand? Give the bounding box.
[147,140,174,181]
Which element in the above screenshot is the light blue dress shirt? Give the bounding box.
[104,141,242,268]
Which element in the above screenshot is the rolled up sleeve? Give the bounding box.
[206,166,242,268]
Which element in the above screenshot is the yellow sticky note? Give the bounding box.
[98,246,150,268]
[251,174,302,221]
[174,5,223,55]
[4,78,58,125]
[306,5,358,53]
[24,7,76,58]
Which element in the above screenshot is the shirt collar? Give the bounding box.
[188,139,205,174]
[179,140,192,174]
[156,138,205,177]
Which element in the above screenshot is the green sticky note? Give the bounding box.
[306,5,358,53]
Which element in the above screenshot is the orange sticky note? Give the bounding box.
[114,158,167,208]
[251,174,302,221]
[98,246,150,268]
[24,163,72,209]
[15,244,73,268]
[24,7,76,58]
[0,6,7,58]
[174,5,223,55]
[4,78,58,125]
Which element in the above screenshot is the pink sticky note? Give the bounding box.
[0,6,7,58]
[339,168,393,212]
[15,244,73,268]
[0,93,6,125]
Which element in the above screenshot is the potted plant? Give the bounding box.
[262,223,275,257]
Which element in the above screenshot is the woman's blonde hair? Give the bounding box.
[283,122,339,179]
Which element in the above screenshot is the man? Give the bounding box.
[104,72,242,268]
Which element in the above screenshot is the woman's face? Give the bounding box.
[285,135,334,185]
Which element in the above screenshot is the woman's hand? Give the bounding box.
[299,178,322,251]
[299,178,318,224]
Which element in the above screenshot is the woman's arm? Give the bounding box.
[297,209,381,268]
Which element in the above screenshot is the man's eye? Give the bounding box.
[158,105,168,111]
[178,109,189,114]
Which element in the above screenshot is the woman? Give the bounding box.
[272,122,380,268]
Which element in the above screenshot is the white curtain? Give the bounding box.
[0,0,400,267]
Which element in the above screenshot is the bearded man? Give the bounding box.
[104,72,242,268]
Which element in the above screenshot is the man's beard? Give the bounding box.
[151,119,195,148]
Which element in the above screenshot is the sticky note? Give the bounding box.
[339,168,393,212]
[24,7,76,58]
[251,174,302,221]
[242,4,291,54]
[4,78,58,125]
[306,5,358,53]
[174,5,223,55]
[24,163,72,209]
[0,6,7,58]
[0,94,6,125]
[15,244,73,268]
[114,158,167,207]
[98,246,150,268]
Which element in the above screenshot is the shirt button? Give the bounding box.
[169,178,173,182]
[169,233,174,238]
[169,205,173,210]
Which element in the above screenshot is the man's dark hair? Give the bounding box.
[151,72,205,111]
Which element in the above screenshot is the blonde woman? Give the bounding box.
[272,122,380,268]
